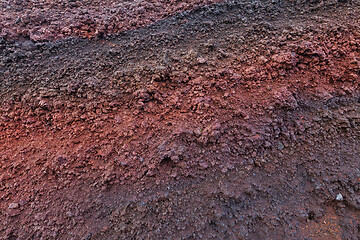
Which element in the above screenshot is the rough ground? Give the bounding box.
[0,0,223,41]
[0,0,360,239]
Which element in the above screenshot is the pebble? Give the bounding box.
[66,211,74,217]
[277,141,285,150]
[264,141,272,147]
[315,87,333,101]
[197,57,207,64]
[8,202,19,209]
[20,40,37,51]
[258,56,268,64]
[336,193,343,201]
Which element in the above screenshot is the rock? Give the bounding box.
[314,87,333,101]
[221,165,229,173]
[199,162,209,169]
[197,57,207,64]
[66,211,74,218]
[272,87,298,110]
[277,141,285,150]
[12,50,25,59]
[264,141,272,147]
[271,52,297,68]
[57,156,68,165]
[20,40,37,51]
[38,100,48,108]
[184,49,197,60]
[133,88,150,102]
[258,56,268,64]
[8,203,19,209]
[40,88,58,98]
[336,193,343,201]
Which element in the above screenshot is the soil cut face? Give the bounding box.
[0,0,360,239]
[0,0,223,41]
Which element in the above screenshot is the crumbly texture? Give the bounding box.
[0,0,359,239]
[0,0,223,41]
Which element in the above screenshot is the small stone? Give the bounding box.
[199,162,209,169]
[336,193,343,201]
[258,56,268,64]
[197,57,207,64]
[315,87,333,101]
[272,87,298,109]
[221,165,228,173]
[57,156,68,165]
[66,211,74,217]
[264,141,272,147]
[40,89,58,98]
[20,40,37,51]
[83,233,93,240]
[278,141,285,150]
[8,203,19,209]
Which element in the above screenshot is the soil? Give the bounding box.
[0,0,223,41]
[0,0,360,239]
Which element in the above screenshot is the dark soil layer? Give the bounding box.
[0,0,360,239]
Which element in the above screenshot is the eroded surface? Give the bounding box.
[0,0,359,239]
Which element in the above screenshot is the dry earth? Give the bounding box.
[0,0,359,239]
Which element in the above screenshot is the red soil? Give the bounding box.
[0,0,359,239]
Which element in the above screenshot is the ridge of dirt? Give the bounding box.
[0,0,359,239]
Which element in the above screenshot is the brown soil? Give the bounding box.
[0,0,223,41]
[0,0,359,239]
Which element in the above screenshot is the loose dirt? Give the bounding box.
[0,0,359,239]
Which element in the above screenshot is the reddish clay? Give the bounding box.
[0,0,359,239]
